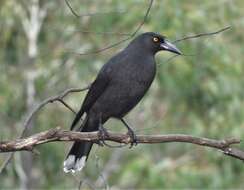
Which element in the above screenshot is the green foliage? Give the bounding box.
[0,0,244,189]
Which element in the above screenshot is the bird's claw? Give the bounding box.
[127,128,137,148]
[97,125,108,147]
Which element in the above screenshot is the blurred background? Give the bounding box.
[0,0,244,189]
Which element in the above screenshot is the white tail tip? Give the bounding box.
[63,155,87,173]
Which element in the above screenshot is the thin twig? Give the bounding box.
[69,25,231,56]
[65,0,125,18]
[71,30,131,36]
[0,154,14,174]
[157,26,231,67]
[94,153,109,190]
[0,127,243,161]
[173,26,231,43]
[0,86,90,174]
[69,0,154,55]
[95,149,124,187]
[72,37,131,55]
[22,86,90,136]
[130,0,154,37]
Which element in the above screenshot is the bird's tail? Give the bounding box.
[63,116,97,173]
[70,109,84,131]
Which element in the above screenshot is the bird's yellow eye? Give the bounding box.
[153,37,159,42]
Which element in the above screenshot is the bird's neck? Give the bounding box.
[126,46,155,61]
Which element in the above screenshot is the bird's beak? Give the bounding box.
[160,40,182,55]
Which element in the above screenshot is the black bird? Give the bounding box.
[63,32,181,173]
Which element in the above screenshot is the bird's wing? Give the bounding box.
[70,66,111,130]
[82,69,111,112]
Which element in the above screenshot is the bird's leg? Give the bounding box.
[120,118,137,148]
[97,116,108,147]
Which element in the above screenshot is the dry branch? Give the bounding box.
[65,0,125,18]
[0,127,243,161]
[173,26,231,43]
[22,86,90,136]
[67,0,154,55]
[0,86,90,174]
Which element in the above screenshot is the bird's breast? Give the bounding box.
[113,58,156,97]
[131,59,156,85]
[93,57,156,118]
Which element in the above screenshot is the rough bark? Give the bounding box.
[0,127,243,161]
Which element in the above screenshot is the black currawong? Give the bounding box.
[63,32,182,173]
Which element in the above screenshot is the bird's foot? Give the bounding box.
[127,128,137,148]
[97,125,108,147]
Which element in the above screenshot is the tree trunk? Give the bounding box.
[15,0,46,189]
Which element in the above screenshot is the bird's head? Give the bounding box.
[130,32,182,55]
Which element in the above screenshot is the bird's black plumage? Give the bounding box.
[64,32,181,173]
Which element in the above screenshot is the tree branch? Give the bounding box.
[0,127,243,161]
[22,86,90,136]
[0,86,90,174]
[68,0,154,55]
[157,26,232,67]
[173,26,231,43]
[65,0,125,18]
